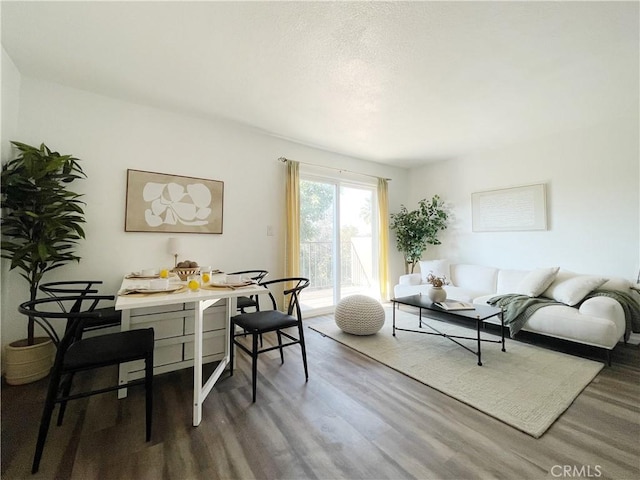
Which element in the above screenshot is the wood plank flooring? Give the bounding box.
[2,316,639,480]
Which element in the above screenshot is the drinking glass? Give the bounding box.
[200,266,212,285]
[187,273,201,292]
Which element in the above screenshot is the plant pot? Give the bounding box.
[427,286,447,303]
[4,337,55,385]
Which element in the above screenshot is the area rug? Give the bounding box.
[309,308,604,438]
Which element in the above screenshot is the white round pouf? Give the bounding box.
[335,295,385,335]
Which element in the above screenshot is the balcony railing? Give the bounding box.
[300,241,370,290]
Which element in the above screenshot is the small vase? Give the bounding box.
[427,286,447,303]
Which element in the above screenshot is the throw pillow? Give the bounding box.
[545,275,609,306]
[515,267,560,297]
[419,259,451,285]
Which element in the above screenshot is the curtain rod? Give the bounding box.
[278,157,391,181]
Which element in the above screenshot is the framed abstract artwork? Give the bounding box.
[125,169,224,234]
[472,183,547,232]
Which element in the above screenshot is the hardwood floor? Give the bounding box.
[2,317,639,480]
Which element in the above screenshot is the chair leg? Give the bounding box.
[32,369,62,473]
[56,372,75,426]
[252,333,259,403]
[277,330,284,364]
[298,323,309,381]
[145,351,153,442]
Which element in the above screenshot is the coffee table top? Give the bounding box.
[392,294,502,321]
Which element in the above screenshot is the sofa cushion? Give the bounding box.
[515,267,560,297]
[394,284,430,299]
[444,286,491,303]
[419,259,451,284]
[599,277,632,293]
[473,294,498,306]
[450,264,498,293]
[398,273,422,286]
[522,305,621,349]
[542,272,608,306]
[496,269,529,294]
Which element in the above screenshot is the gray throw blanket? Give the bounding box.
[488,289,640,340]
[487,295,559,337]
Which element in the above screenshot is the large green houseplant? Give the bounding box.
[390,195,449,273]
[1,141,86,347]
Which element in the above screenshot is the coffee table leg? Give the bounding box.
[476,319,482,366]
[392,302,396,337]
[501,309,506,352]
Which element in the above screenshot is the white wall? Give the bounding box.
[1,47,22,353]
[0,74,409,356]
[1,47,20,161]
[408,116,639,280]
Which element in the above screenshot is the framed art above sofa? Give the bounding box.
[472,183,547,232]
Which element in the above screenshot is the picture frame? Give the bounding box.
[471,183,547,232]
[125,169,224,234]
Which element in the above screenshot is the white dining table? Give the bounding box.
[114,276,268,426]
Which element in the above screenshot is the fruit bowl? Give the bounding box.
[171,267,200,281]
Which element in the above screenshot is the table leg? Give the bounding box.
[476,319,483,366]
[193,300,205,426]
[392,302,396,336]
[193,297,235,427]
[118,310,132,399]
[500,309,506,352]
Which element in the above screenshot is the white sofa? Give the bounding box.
[394,260,640,361]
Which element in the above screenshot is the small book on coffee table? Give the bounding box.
[434,300,475,311]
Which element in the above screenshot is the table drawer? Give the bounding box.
[184,333,226,360]
[127,343,183,372]
[184,311,226,334]
[131,303,187,316]
[130,312,185,340]
[183,300,227,313]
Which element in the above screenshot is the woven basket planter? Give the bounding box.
[4,337,55,385]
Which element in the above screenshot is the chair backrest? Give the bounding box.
[40,281,104,314]
[18,295,114,348]
[228,270,269,283]
[260,278,309,319]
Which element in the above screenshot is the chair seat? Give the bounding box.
[64,329,154,370]
[232,310,298,333]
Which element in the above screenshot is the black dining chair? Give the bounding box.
[230,277,310,402]
[39,280,121,336]
[228,270,270,346]
[227,270,269,313]
[18,295,154,474]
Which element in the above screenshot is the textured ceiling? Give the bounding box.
[1,1,638,167]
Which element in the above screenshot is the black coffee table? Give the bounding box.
[391,295,505,366]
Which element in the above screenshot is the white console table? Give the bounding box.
[115,278,267,426]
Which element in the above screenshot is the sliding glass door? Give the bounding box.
[299,175,377,314]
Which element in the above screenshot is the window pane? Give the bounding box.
[299,176,379,314]
[299,179,335,311]
[340,186,375,298]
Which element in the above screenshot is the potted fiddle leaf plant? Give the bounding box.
[1,141,86,384]
[390,195,449,274]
